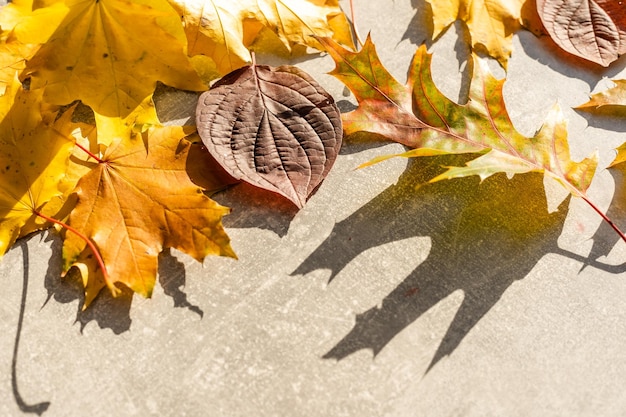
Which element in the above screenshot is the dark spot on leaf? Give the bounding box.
[66,66,73,71]
[102,53,109,59]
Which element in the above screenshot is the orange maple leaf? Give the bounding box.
[63,126,235,306]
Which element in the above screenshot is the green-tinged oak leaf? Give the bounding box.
[168,0,354,76]
[425,0,525,68]
[21,0,205,118]
[63,125,236,305]
[318,35,598,197]
[576,80,626,117]
[0,77,77,257]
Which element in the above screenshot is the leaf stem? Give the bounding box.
[582,195,626,244]
[349,0,364,48]
[33,210,114,293]
[74,141,103,163]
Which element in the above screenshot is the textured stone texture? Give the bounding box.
[2,1,626,416]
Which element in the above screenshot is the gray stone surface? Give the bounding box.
[2,1,626,416]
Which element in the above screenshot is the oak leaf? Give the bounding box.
[63,125,235,304]
[0,78,77,257]
[169,0,354,75]
[19,0,205,118]
[196,62,342,208]
[537,0,626,67]
[575,79,626,116]
[425,0,525,68]
[318,35,598,198]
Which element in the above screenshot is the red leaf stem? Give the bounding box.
[33,210,115,295]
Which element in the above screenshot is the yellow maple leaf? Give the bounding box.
[425,0,525,68]
[20,0,205,118]
[169,0,354,75]
[63,125,236,305]
[0,77,77,256]
[0,35,38,95]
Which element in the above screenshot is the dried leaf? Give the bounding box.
[169,0,355,75]
[576,79,626,116]
[426,0,525,68]
[319,35,597,197]
[611,142,626,168]
[21,0,205,118]
[196,62,342,208]
[63,126,235,302]
[0,77,77,256]
[537,0,626,66]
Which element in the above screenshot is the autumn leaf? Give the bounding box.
[63,125,235,304]
[0,77,77,257]
[575,79,626,116]
[425,0,526,68]
[196,60,342,208]
[0,35,37,95]
[169,0,355,75]
[318,35,598,199]
[537,0,626,67]
[17,0,205,118]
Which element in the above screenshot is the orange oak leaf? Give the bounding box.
[575,79,626,116]
[318,35,598,199]
[63,126,236,304]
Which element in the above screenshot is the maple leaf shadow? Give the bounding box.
[43,238,205,332]
[292,155,583,371]
[516,30,626,86]
[158,249,204,318]
[42,237,133,334]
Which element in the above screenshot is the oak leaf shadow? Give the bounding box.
[293,155,585,371]
[588,166,626,264]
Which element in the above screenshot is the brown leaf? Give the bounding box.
[537,0,626,66]
[196,62,342,208]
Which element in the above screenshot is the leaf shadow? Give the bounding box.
[42,235,134,333]
[12,239,50,415]
[211,182,299,237]
[588,166,626,263]
[292,155,619,371]
[401,0,434,48]
[158,249,204,318]
[575,110,626,133]
[516,30,626,88]
[43,236,205,333]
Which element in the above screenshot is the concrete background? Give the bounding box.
[2,0,626,415]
